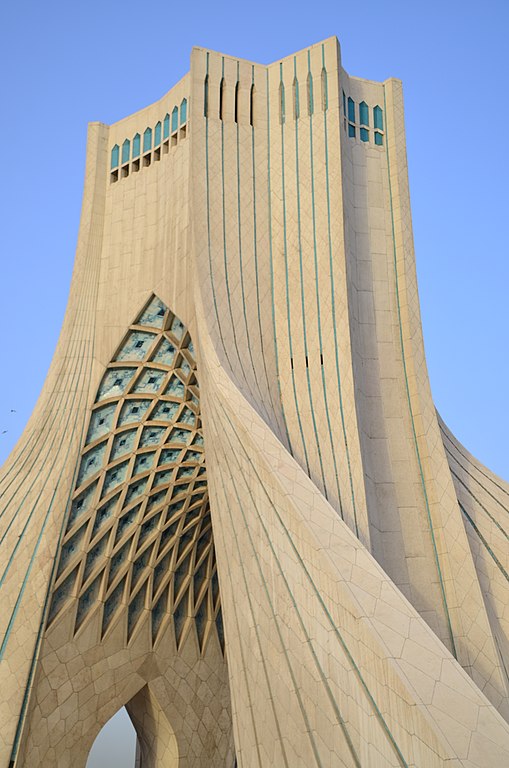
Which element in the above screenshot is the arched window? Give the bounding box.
[347,97,355,123]
[163,113,170,139]
[111,144,119,169]
[180,98,187,125]
[373,105,383,130]
[279,81,285,124]
[143,127,152,153]
[204,75,209,117]
[219,78,225,120]
[121,139,130,165]
[293,77,300,120]
[360,127,369,142]
[321,68,328,111]
[133,133,141,158]
[171,106,178,133]
[249,84,255,126]
[234,82,239,123]
[154,121,162,146]
[359,101,369,126]
[307,72,314,116]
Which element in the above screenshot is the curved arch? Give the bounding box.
[87,707,136,768]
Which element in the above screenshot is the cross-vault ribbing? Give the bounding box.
[1,36,509,768]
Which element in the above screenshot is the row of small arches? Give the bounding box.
[279,68,329,124]
[111,98,188,170]
[343,92,384,145]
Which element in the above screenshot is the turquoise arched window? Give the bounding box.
[307,73,314,116]
[374,105,383,130]
[347,97,355,123]
[375,132,384,146]
[180,98,187,125]
[133,133,141,158]
[359,101,369,126]
[360,127,369,142]
[171,106,178,133]
[111,145,119,169]
[154,121,162,146]
[163,114,170,139]
[121,139,130,164]
[143,127,152,153]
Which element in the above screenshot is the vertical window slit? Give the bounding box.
[293,77,300,120]
[234,82,239,124]
[307,72,314,116]
[321,68,328,111]
[219,78,225,121]
[204,75,209,118]
[249,84,255,126]
[279,81,285,124]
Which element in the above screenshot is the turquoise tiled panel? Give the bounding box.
[91,495,120,540]
[159,448,182,465]
[154,468,173,488]
[151,338,176,366]
[97,368,136,401]
[137,296,167,328]
[147,489,166,512]
[86,403,117,444]
[171,106,178,132]
[140,425,166,447]
[125,477,149,505]
[192,434,204,447]
[115,506,140,544]
[102,461,129,497]
[164,376,185,398]
[133,452,156,476]
[110,429,137,461]
[151,401,179,422]
[177,466,195,479]
[116,331,157,362]
[179,406,196,426]
[163,113,170,139]
[169,316,185,340]
[77,442,107,486]
[118,399,151,426]
[68,482,98,529]
[169,427,192,444]
[133,133,141,158]
[179,358,191,378]
[132,368,167,394]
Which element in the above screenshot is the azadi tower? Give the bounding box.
[1,36,509,767]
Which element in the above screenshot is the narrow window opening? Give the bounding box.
[249,84,255,126]
[321,68,328,111]
[180,125,187,140]
[360,127,369,142]
[347,97,355,123]
[121,165,129,178]
[180,98,187,126]
[279,81,285,124]
[342,89,347,115]
[359,101,369,126]
[219,78,225,120]
[163,113,170,139]
[154,121,162,146]
[171,134,178,147]
[133,133,141,158]
[234,82,239,123]
[163,140,169,154]
[293,77,300,120]
[374,132,384,146]
[320,353,324,366]
[204,75,209,117]
[348,124,356,138]
[171,106,178,134]
[307,72,314,116]
[111,145,119,170]
[132,158,140,172]
[305,355,309,368]
[110,170,119,183]
[143,127,152,154]
[290,357,294,369]
[154,147,161,161]
[121,139,130,165]
[373,105,383,130]
[143,154,151,167]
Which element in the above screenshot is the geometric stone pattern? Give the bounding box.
[1,35,509,768]
[48,294,222,654]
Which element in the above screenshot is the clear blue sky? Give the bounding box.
[1,0,508,763]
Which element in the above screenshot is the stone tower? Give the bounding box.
[1,37,509,767]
